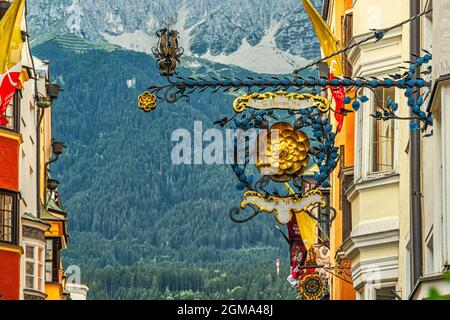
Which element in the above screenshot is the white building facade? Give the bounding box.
[341,0,450,300]
[413,0,450,299]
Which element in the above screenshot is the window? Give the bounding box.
[342,174,354,241]
[406,238,412,295]
[0,90,20,132]
[341,13,353,77]
[25,244,45,292]
[375,286,397,300]
[426,234,434,275]
[45,238,60,283]
[318,190,330,245]
[45,239,54,282]
[0,190,18,244]
[371,87,395,173]
[355,103,364,179]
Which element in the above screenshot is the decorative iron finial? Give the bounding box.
[162,17,175,30]
[152,18,184,77]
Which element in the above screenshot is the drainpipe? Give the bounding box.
[410,0,423,288]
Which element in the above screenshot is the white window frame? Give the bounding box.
[440,85,450,267]
[24,242,45,293]
[405,236,412,298]
[354,83,399,183]
[367,86,399,177]
[354,100,365,181]
[45,238,55,282]
[2,94,15,130]
[432,105,444,271]
[425,231,434,275]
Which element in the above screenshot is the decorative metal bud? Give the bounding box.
[152,19,184,77]
[47,178,60,192]
[52,141,65,157]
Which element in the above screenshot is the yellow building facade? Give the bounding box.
[42,199,70,300]
[322,0,356,301]
[34,58,71,301]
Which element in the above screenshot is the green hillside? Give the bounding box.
[51,34,119,53]
[32,37,314,300]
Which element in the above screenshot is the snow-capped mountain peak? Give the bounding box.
[28,0,322,74]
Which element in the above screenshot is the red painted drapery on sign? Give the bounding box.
[329,73,345,132]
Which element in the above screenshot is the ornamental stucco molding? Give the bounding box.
[351,256,400,291]
[348,27,403,77]
[348,174,400,202]
[351,217,399,238]
[22,226,46,242]
[342,217,400,261]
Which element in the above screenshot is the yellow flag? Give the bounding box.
[285,183,317,249]
[295,210,317,250]
[301,0,342,76]
[0,0,25,74]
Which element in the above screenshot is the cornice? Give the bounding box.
[342,217,400,260]
[427,75,450,114]
[0,129,23,144]
[0,242,24,255]
[348,27,403,77]
[351,256,399,290]
[348,174,399,202]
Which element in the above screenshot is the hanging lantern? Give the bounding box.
[152,20,184,77]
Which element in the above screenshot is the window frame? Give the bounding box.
[0,189,19,245]
[375,285,398,300]
[355,85,399,182]
[370,87,397,174]
[45,237,61,283]
[432,93,447,271]
[0,90,21,133]
[341,173,354,242]
[25,242,45,293]
[354,99,365,181]
[341,12,353,78]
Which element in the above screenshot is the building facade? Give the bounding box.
[322,0,450,300]
[343,0,410,300]
[0,0,82,300]
[322,0,356,300]
[413,0,450,299]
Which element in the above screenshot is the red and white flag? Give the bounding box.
[0,0,26,126]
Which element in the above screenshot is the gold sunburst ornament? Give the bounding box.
[138,91,157,112]
[297,273,326,300]
[255,122,310,182]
